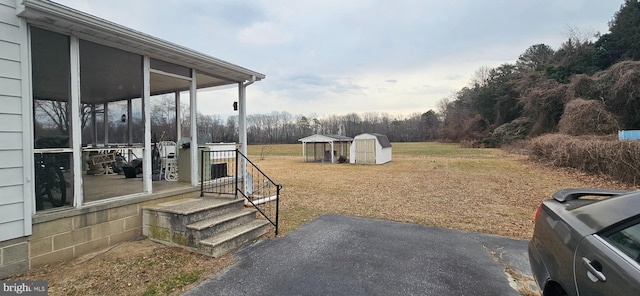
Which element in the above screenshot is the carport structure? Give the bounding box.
[298,134,352,163]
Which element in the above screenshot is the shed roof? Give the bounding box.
[355,133,392,148]
[18,0,265,89]
[370,133,392,148]
[298,134,353,143]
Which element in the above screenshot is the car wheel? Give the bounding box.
[545,282,568,296]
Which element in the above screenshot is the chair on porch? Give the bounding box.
[89,151,117,175]
[159,141,178,181]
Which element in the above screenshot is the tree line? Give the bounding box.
[190,111,437,144]
[437,0,640,146]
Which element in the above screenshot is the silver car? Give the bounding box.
[528,188,640,296]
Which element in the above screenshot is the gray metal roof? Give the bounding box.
[298,134,353,143]
[370,133,392,148]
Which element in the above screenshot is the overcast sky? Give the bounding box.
[54,0,623,120]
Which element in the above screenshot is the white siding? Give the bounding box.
[0,95,20,114]
[0,202,23,225]
[0,220,24,241]
[0,2,18,27]
[0,0,27,241]
[0,40,20,61]
[1,184,22,204]
[0,113,21,131]
[379,146,392,164]
[0,75,19,96]
[0,167,21,189]
[0,132,21,149]
[0,149,21,168]
[0,22,19,44]
[0,58,19,77]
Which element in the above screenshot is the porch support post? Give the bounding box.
[70,35,83,207]
[189,69,198,186]
[90,104,96,146]
[175,91,181,142]
[238,82,247,156]
[103,102,109,144]
[127,99,133,146]
[238,82,247,195]
[142,56,152,193]
[238,77,254,196]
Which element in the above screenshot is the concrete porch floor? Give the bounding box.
[81,173,194,202]
[36,167,237,212]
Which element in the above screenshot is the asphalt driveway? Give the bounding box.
[184,214,532,296]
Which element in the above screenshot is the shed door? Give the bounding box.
[355,139,375,164]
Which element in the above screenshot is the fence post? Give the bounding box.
[200,150,204,197]
[235,150,239,199]
[275,185,280,237]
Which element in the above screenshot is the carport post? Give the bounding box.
[302,141,306,162]
[330,141,335,163]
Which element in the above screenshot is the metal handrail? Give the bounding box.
[236,183,282,236]
[237,150,280,188]
[200,149,281,236]
[235,149,281,236]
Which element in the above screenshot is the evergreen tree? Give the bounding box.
[597,0,640,68]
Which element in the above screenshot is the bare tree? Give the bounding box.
[470,66,492,87]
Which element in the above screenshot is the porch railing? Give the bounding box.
[200,149,281,236]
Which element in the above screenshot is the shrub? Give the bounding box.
[557,98,619,136]
[482,117,533,147]
[528,134,640,185]
[570,61,640,129]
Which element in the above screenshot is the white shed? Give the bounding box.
[350,133,392,164]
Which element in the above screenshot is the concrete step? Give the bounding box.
[186,208,259,242]
[144,196,272,258]
[144,197,244,233]
[198,219,271,257]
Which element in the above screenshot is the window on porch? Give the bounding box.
[30,27,213,211]
[31,27,73,211]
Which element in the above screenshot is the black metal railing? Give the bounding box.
[200,149,281,236]
[200,149,238,195]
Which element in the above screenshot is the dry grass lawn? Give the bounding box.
[254,142,634,239]
[12,142,635,295]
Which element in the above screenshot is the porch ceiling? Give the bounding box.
[19,0,265,102]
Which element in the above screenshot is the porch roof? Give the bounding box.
[18,0,265,88]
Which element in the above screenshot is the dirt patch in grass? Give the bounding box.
[11,143,635,295]
[12,239,235,296]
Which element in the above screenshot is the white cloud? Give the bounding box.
[53,0,623,119]
[237,22,292,47]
